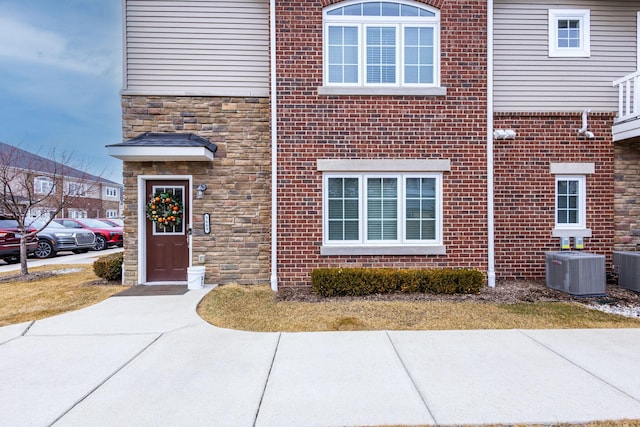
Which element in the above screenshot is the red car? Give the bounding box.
[0,218,38,263]
[53,218,123,251]
[98,218,124,227]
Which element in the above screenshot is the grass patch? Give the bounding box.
[197,284,640,332]
[0,264,126,327]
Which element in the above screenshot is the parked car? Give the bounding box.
[27,219,96,259]
[98,218,124,227]
[53,218,123,251]
[0,218,38,263]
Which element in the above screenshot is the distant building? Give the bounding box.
[0,142,123,219]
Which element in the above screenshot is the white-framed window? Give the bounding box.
[27,208,53,221]
[324,0,440,88]
[323,172,442,247]
[66,181,87,197]
[68,209,88,219]
[548,9,590,57]
[34,176,55,195]
[152,185,185,236]
[106,210,119,218]
[555,175,586,229]
[105,187,118,198]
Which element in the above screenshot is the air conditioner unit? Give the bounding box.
[545,252,606,296]
[613,251,640,292]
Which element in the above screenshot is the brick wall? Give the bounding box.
[275,0,489,288]
[121,96,271,286]
[493,112,616,279]
[614,137,640,251]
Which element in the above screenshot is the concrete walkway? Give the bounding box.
[1,286,640,427]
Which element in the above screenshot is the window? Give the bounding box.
[106,210,119,218]
[555,176,586,229]
[324,173,442,248]
[324,1,440,88]
[152,186,185,235]
[105,187,118,198]
[66,182,87,197]
[68,210,87,219]
[548,9,590,57]
[34,176,54,195]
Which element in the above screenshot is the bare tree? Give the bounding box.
[0,143,104,275]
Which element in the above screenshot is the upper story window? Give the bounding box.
[66,181,87,197]
[324,1,440,89]
[548,9,590,58]
[105,187,118,198]
[34,176,54,195]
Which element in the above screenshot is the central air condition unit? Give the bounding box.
[545,251,606,296]
[613,251,640,292]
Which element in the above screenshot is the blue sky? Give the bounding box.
[0,0,123,183]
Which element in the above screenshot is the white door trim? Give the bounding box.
[137,175,193,284]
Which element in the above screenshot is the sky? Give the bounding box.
[0,0,123,183]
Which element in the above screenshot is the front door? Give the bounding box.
[145,180,189,282]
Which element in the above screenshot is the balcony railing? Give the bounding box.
[613,70,640,123]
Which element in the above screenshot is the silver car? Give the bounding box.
[29,219,96,259]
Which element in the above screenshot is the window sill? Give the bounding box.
[321,245,446,256]
[317,86,447,97]
[552,228,592,238]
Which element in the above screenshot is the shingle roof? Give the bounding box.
[109,133,218,154]
[0,141,119,185]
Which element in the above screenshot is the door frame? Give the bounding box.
[137,175,193,284]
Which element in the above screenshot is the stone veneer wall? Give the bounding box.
[614,138,640,251]
[121,96,271,286]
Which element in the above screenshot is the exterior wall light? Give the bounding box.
[196,184,207,199]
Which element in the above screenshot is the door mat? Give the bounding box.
[114,285,189,297]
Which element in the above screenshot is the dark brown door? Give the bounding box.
[145,180,189,282]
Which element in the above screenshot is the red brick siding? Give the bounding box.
[275,0,488,288]
[493,112,616,279]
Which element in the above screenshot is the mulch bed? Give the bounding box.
[277,279,640,309]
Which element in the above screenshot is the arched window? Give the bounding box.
[324,0,440,87]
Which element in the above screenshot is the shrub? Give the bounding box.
[93,252,123,282]
[311,267,484,297]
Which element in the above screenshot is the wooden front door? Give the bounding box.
[145,180,189,282]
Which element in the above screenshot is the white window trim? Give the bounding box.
[322,0,442,94]
[550,164,593,237]
[65,181,88,197]
[105,187,119,198]
[548,9,591,58]
[553,175,587,232]
[321,171,445,255]
[34,176,54,195]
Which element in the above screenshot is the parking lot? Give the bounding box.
[0,247,123,274]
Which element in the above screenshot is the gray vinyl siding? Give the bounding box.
[494,0,637,112]
[123,0,269,97]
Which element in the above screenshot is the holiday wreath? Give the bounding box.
[146,191,183,227]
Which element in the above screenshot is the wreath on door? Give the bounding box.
[146,191,183,227]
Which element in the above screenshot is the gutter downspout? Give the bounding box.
[270,0,278,291]
[487,0,496,287]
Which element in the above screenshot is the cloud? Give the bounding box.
[0,15,116,76]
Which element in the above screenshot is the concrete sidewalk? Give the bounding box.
[1,286,640,427]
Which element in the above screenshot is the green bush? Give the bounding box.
[93,252,124,282]
[311,267,484,297]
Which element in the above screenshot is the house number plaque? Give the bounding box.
[203,213,211,234]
